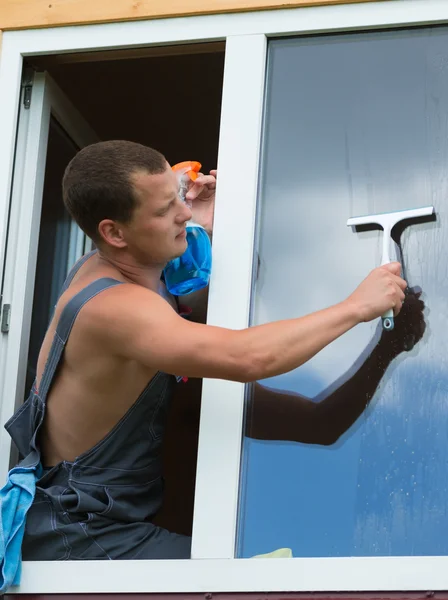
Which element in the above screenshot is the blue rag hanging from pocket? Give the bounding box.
[0,464,40,594]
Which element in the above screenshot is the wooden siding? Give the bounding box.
[1,0,382,31]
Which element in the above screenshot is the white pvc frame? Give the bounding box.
[1,0,448,593]
[0,73,99,486]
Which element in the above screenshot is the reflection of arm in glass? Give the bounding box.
[246,291,425,445]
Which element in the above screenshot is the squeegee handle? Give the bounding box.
[382,309,394,331]
[380,234,395,331]
[381,256,395,330]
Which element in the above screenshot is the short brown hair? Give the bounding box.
[62,140,167,242]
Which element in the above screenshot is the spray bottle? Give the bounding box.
[163,161,212,295]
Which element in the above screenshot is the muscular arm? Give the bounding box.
[247,289,425,445]
[90,283,362,382]
[88,264,405,382]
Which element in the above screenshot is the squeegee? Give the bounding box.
[347,206,434,331]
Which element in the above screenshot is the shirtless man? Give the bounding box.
[4,140,420,561]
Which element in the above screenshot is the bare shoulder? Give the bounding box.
[82,282,177,323]
[79,282,181,353]
[64,277,248,381]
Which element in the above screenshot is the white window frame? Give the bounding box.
[0,72,99,476]
[0,0,447,593]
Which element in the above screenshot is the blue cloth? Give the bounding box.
[0,464,40,594]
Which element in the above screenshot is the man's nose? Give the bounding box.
[182,202,192,222]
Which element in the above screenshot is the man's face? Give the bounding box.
[123,164,192,265]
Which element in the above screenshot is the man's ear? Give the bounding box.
[98,219,128,249]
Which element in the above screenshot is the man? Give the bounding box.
[5,140,421,561]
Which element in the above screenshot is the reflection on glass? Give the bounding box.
[237,27,448,558]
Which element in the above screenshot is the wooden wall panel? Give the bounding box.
[1,0,380,31]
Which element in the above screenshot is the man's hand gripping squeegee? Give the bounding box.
[347,206,435,331]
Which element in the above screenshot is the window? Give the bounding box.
[25,117,90,397]
[0,0,447,594]
[0,74,98,476]
[238,27,448,559]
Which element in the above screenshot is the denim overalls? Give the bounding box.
[4,253,191,561]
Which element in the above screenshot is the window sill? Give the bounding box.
[8,556,448,594]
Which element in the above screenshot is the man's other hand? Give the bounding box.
[185,169,217,235]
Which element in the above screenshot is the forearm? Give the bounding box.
[177,233,211,323]
[240,301,360,381]
[177,287,209,323]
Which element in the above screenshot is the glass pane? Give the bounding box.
[238,27,448,558]
[25,117,85,394]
